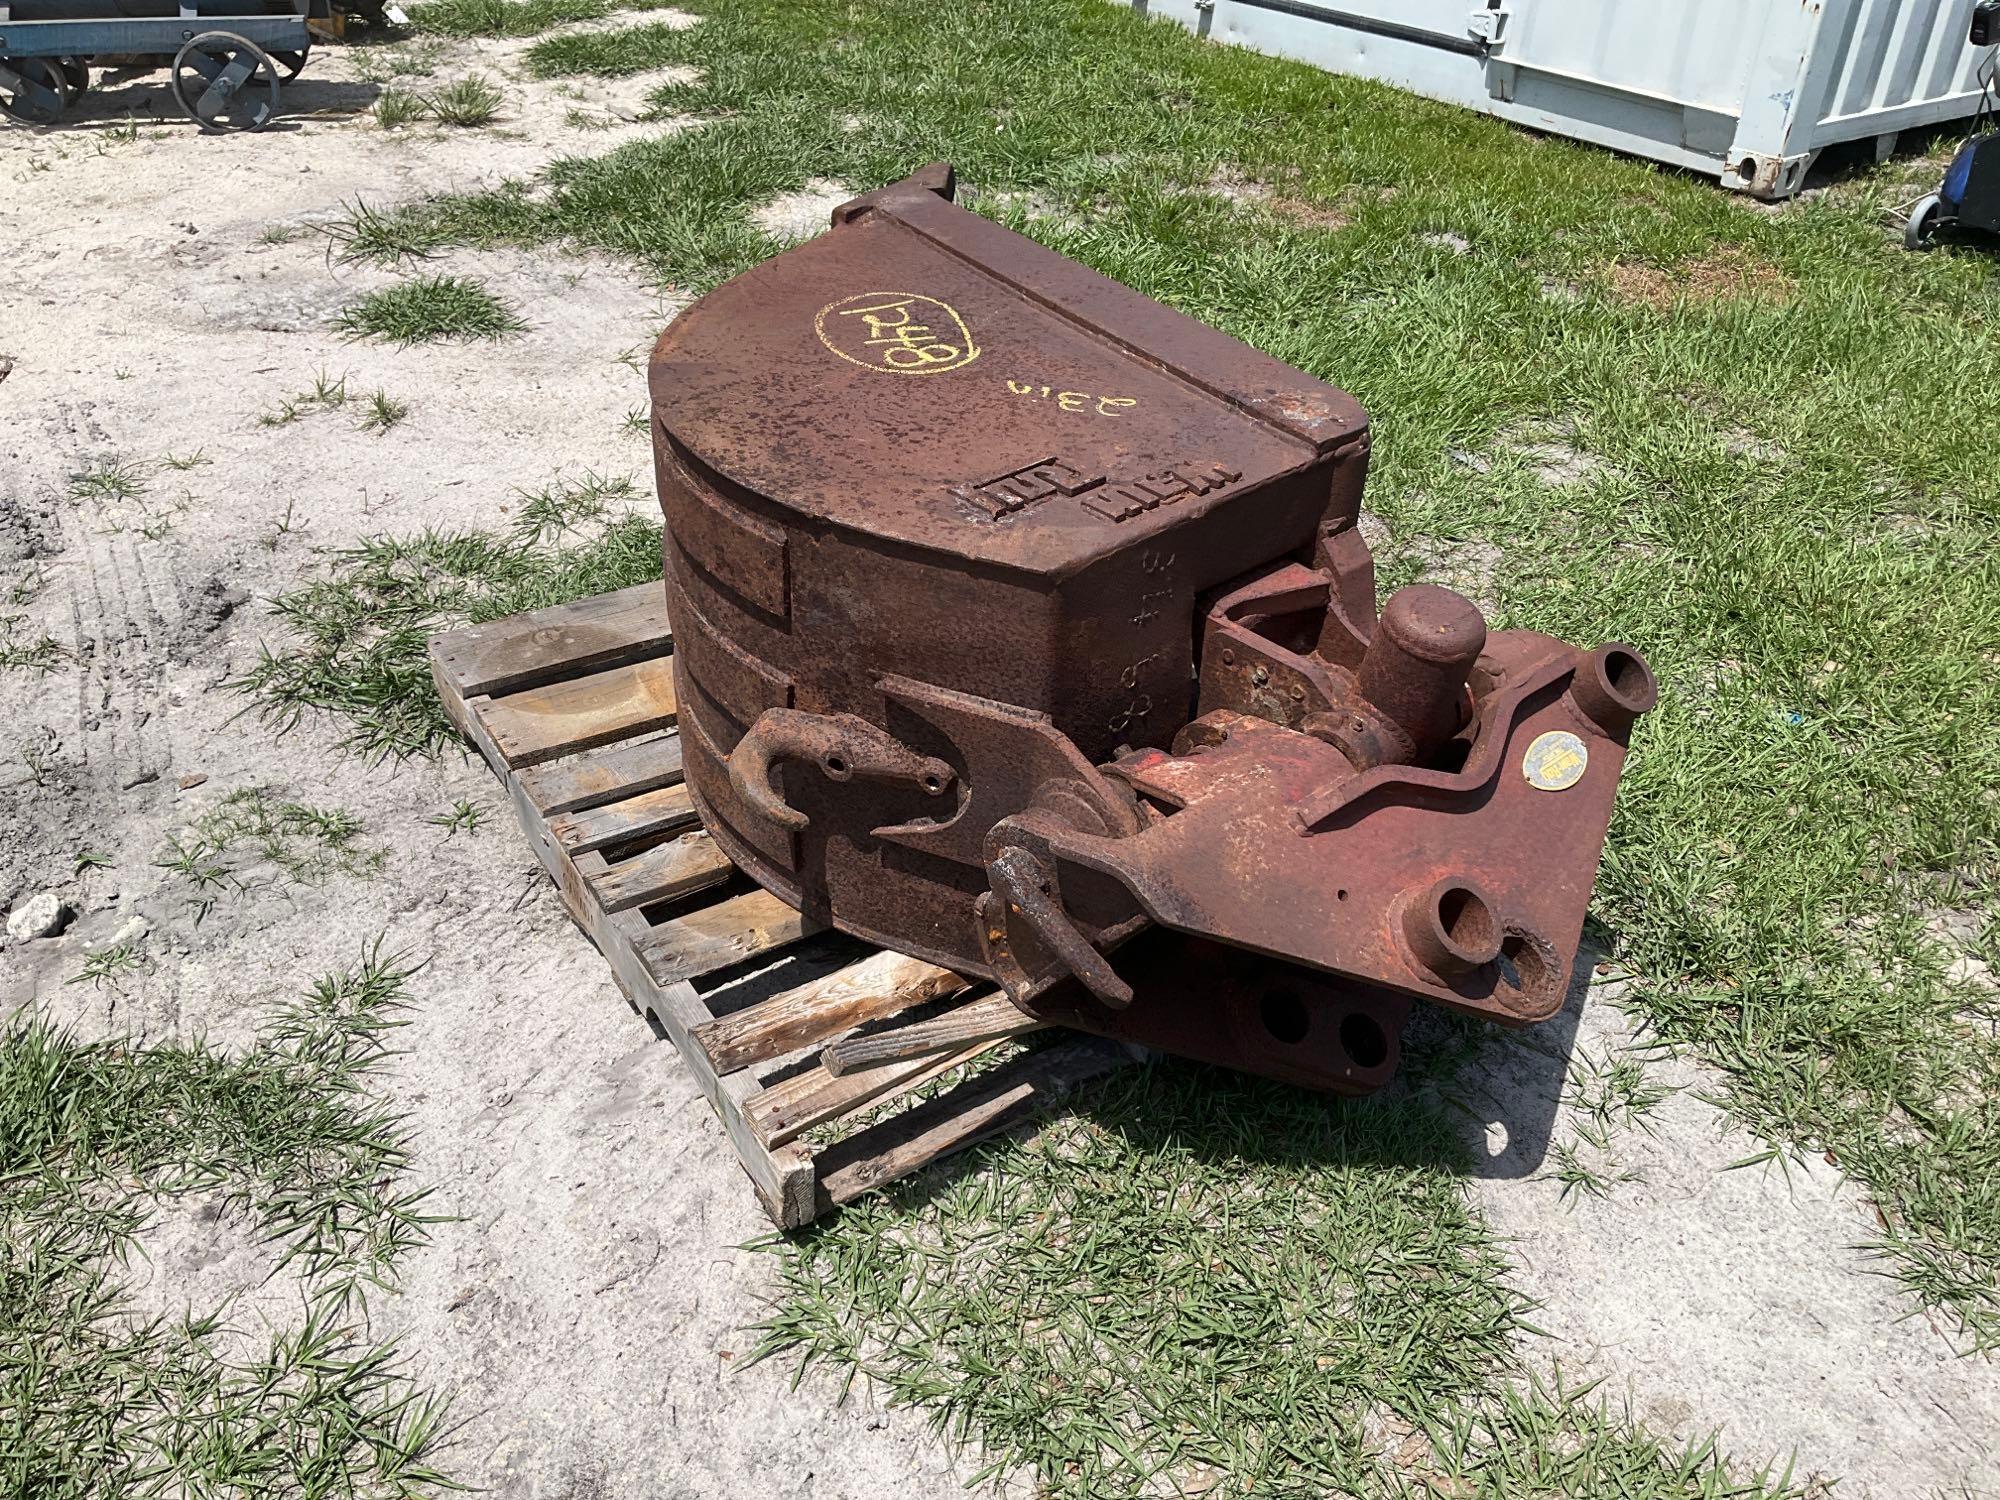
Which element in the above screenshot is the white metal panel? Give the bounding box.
[1255,0,1477,41]
[1496,0,1768,114]
[1814,0,1988,126]
[1131,0,1999,198]
[1192,2,1487,104]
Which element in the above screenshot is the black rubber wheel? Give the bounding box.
[269,46,309,81]
[1904,192,1946,251]
[170,31,279,132]
[0,57,68,124]
[58,56,90,100]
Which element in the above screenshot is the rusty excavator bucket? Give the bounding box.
[647,163,1656,1095]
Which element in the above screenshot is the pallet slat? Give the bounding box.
[744,1038,1011,1149]
[551,782,697,855]
[481,657,678,769]
[692,951,969,1077]
[431,582,670,700]
[815,1039,1126,1210]
[582,831,734,913]
[634,887,819,988]
[740,1032,1016,1152]
[821,992,1043,1077]
[517,730,685,817]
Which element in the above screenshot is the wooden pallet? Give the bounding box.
[428,583,1129,1227]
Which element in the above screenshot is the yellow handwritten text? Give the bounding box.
[814,293,981,375]
[1005,379,1138,417]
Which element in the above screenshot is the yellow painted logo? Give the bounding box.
[815,292,980,375]
[1522,730,1589,792]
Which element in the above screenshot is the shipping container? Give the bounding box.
[1131,0,1996,198]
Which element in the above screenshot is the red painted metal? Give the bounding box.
[649,163,1655,1093]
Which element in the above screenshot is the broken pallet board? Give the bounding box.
[429,582,1128,1228]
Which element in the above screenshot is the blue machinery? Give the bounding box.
[0,1,323,130]
[1907,8,2000,248]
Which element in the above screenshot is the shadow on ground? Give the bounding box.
[31,67,380,132]
[1429,934,1601,1180]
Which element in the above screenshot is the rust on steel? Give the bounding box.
[648,162,1656,1094]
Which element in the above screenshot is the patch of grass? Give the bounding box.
[259,368,350,427]
[359,388,412,434]
[0,946,459,1493]
[513,467,636,541]
[760,1062,1514,1495]
[65,457,148,505]
[326,188,545,266]
[527,17,693,76]
[335,275,526,344]
[16,728,67,789]
[154,788,383,912]
[374,86,428,128]
[89,486,191,542]
[68,940,151,991]
[264,497,307,550]
[235,515,662,758]
[161,448,210,471]
[1415,1371,1811,1498]
[429,796,488,835]
[0,617,69,674]
[6,568,45,607]
[1536,1043,1677,1205]
[426,74,502,126]
[1543,1129,1643,1206]
[135,497,185,541]
[411,0,682,39]
[1571,1045,1675,1139]
[376,75,504,127]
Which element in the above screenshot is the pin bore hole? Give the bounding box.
[1339,1012,1389,1070]
[1437,883,1497,958]
[1260,991,1310,1045]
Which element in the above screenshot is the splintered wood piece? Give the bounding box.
[584,831,733,913]
[820,992,1043,1078]
[634,887,818,988]
[430,582,669,700]
[549,782,696,855]
[480,657,677,768]
[517,730,685,817]
[815,1039,1126,1209]
[743,1037,1009,1148]
[691,950,970,1077]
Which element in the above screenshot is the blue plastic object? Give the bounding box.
[1944,137,1980,207]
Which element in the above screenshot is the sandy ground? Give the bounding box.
[2,19,1996,1499]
